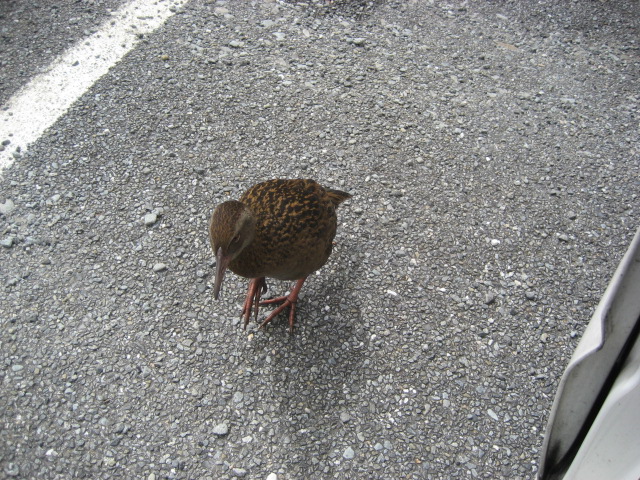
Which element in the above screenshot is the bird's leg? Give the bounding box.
[241,277,267,329]
[258,277,307,334]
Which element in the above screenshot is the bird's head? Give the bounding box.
[208,200,256,299]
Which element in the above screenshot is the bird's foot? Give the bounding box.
[258,278,307,334]
[241,277,267,329]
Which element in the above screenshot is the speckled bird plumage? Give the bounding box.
[209,178,351,333]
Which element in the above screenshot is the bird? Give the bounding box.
[209,178,351,333]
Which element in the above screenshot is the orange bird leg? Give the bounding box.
[258,278,307,334]
[241,277,267,329]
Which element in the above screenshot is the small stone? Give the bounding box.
[0,198,15,215]
[266,474,278,480]
[487,409,499,421]
[351,37,366,46]
[540,333,549,343]
[343,446,355,459]
[339,412,351,423]
[103,456,116,467]
[525,290,536,300]
[484,292,496,305]
[11,364,23,372]
[567,211,577,220]
[233,392,244,403]
[153,263,167,272]
[213,423,229,436]
[232,468,247,477]
[1,236,15,248]
[261,19,276,28]
[242,435,253,443]
[229,40,245,48]
[4,462,19,477]
[490,239,500,246]
[558,233,569,242]
[144,213,157,226]
[148,474,156,480]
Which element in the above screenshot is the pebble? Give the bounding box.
[490,239,500,246]
[525,290,536,300]
[144,213,157,226]
[4,462,19,477]
[343,446,355,459]
[1,236,15,248]
[0,198,15,215]
[233,391,244,403]
[484,292,496,305]
[229,40,245,48]
[232,468,247,477]
[212,423,229,436]
[339,412,351,423]
[558,233,570,242]
[153,263,167,272]
[487,409,499,421]
[266,474,278,480]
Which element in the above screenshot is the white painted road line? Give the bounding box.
[0,0,189,174]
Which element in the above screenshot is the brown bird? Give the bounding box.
[209,178,351,333]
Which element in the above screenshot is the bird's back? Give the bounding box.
[229,179,350,281]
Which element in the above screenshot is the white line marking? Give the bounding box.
[0,0,189,174]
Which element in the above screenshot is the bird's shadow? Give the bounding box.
[237,232,366,420]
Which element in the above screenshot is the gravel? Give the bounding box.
[0,0,130,106]
[1,1,639,479]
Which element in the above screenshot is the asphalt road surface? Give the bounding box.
[1,1,639,479]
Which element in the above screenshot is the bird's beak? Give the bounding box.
[213,247,230,300]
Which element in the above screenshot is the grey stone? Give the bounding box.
[144,213,157,226]
[0,198,15,215]
[1,236,14,248]
[343,446,355,459]
[212,423,229,436]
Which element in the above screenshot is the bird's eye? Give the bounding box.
[231,235,240,245]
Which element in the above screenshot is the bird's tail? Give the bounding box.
[326,189,351,207]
